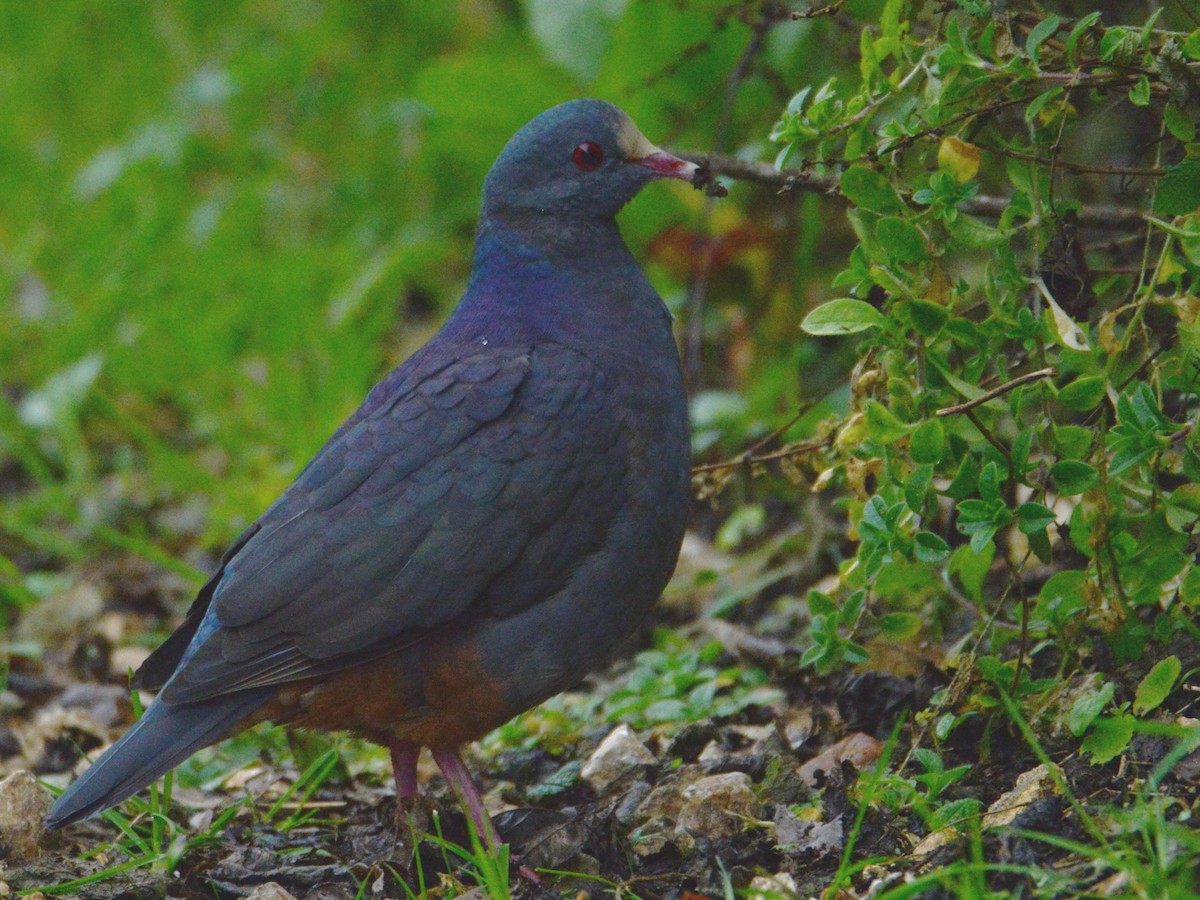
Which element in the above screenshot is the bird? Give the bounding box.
[45,99,698,849]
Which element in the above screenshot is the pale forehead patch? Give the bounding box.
[616,115,661,160]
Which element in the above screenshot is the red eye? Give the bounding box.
[572,141,604,171]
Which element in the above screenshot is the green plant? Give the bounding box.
[601,631,784,727]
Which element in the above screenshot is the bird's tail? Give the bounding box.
[45,688,272,830]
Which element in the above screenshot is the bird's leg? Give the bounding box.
[431,746,500,851]
[389,741,428,846]
[391,742,420,803]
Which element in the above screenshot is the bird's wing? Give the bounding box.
[151,343,627,704]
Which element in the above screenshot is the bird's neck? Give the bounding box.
[474,214,635,271]
[446,217,667,347]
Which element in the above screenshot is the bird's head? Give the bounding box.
[481,99,699,225]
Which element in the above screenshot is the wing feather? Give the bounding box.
[158,343,625,704]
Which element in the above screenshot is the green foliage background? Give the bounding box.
[4,0,1200,894]
[0,0,823,571]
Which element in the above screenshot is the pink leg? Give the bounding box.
[390,742,420,800]
[431,746,500,851]
[389,741,424,837]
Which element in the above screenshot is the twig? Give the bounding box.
[691,435,832,475]
[675,153,1147,230]
[1003,549,1033,695]
[690,404,813,475]
[963,407,1016,484]
[978,143,1165,178]
[935,368,1056,417]
[792,0,848,19]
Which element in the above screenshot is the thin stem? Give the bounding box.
[936,368,1055,417]
[676,153,1147,230]
[963,407,1016,485]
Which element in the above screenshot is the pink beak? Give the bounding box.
[630,150,700,183]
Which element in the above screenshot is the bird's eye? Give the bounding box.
[572,141,604,171]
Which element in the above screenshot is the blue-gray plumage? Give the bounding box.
[46,99,696,845]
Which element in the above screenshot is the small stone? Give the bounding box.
[0,771,53,861]
[675,771,759,842]
[981,763,1061,830]
[245,884,298,900]
[94,611,128,643]
[1093,871,1131,897]
[631,775,687,857]
[57,683,132,728]
[773,804,842,856]
[580,724,654,792]
[17,707,110,774]
[798,732,883,785]
[911,824,958,859]
[15,582,104,642]
[613,778,652,826]
[747,873,798,899]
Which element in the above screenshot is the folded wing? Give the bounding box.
[141,343,626,704]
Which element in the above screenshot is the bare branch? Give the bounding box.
[675,152,1148,231]
[936,368,1056,417]
[691,436,832,475]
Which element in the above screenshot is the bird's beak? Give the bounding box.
[629,149,700,183]
[618,123,699,183]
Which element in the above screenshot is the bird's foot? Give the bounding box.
[390,793,433,865]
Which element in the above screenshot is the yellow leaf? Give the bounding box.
[1040,283,1090,350]
[938,136,981,182]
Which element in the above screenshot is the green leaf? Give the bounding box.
[1184,29,1200,60]
[950,541,994,601]
[934,713,960,741]
[864,400,913,443]
[1065,12,1101,64]
[956,497,1010,552]
[1058,376,1107,411]
[842,589,866,625]
[910,419,945,464]
[1026,15,1061,67]
[801,298,885,335]
[1100,27,1138,63]
[1054,425,1093,459]
[1036,570,1087,627]
[1017,502,1056,535]
[1134,656,1181,715]
[907,298,948,335]
[1164,103,1196,143]
[1184,444,1200,483]
[877,611,922,638]
[1051,460,1099,495]
[841,166,904,213]
[1128,75,1151,107]
[906,464,934,512]
[1069,681,1115,737]
[945,453,979,500]
[807,590,838,617]
[914,530,950,563]
[953,214,1007,249]
[1083,715,1135,764]
[978,462,1001,505]
[1155,159,1200,216]
[1025,87,1063,122]
[877,217,927,264]
[1166,484,1200,532]
[1028,529,1052,564]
